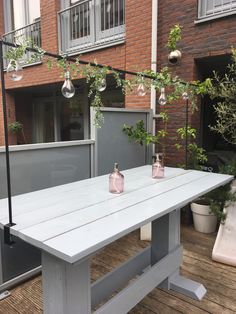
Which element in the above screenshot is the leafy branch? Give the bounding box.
[175,126,207,170]
[123,120,158,146]
[166,24,182,51]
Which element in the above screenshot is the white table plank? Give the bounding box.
[0,166,184,222]
[11,170,202,239]
[0,166,232,263]
[40,172,232,263]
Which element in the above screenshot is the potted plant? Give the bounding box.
[191,160,236,233]
[191,50,236,233]
[166,24,182,65]
[8,121,26,144]
[207,49,236,146]
[174,126,208,226]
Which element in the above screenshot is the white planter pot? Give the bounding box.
[191,201,217,233]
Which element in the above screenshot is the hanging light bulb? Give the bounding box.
[61,71,75,98]
[182,92,189,100]
[97,78,107,92]
[6,59,23,81]
[137,80,147,97]
[158,87,167,106]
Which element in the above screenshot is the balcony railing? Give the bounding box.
[58,0,125,55]
[3,20,41,66]
[198,0,236,20]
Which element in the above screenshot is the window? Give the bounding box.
[101,0,125,31]
[33,95,88,143]
[4,0,40,33]
[198,0,236,20]
[59,0,125,54]
[70,0,90,40]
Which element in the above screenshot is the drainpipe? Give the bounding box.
[151,0,158,155]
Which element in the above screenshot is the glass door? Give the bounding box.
[33,99,55,143]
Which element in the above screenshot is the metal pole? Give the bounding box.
[185,98,189,170]
[0,41,15,242]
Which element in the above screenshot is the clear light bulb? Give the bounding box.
[182,92,189,100]
[97,78,107,92]
[158,87,167,106]
[61,71,75,98]
[137,83,147,97]
[6,59,23,81]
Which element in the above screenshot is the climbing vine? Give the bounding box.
[4,26,210,128]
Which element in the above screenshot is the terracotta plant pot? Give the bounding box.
[191,200,217,234]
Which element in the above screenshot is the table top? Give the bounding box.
[0,166,233,263]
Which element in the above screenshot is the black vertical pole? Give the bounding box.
[185,98,189,170]
[0,40,15,244]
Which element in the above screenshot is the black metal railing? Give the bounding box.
[3,20,41,66]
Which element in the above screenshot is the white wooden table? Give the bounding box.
[0,166,233,314]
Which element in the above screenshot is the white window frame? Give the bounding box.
[95,0,125,43]
[197,0,236,22]
[3,0,32,33]
[60,0,125,54]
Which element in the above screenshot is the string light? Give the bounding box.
[158,87,167,105]
[61,71,75,98]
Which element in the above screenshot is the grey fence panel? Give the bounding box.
[0,141,93,285]
[0,230,41,283]
[0,142,93,199]
[93,108,152,176]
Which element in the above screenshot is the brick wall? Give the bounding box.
[0,0,153,146]
[2,0,153,95]
[1,0,236,155]
[156,0,236,165]
[124,0,152,108]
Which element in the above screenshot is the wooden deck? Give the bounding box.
[0,226,236,314]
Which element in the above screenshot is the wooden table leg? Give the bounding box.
[42,252,91,314]
[151,210,207,301]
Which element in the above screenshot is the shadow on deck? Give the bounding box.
[0,226,236,314]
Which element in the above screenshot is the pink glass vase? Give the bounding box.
[109,163,124,194]
[152,154,164,179]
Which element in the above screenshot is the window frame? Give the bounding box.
[197,0,236,23]
[59,0,125,54]
[3,0,40,33]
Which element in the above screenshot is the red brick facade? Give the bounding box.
[156,0,236,164]
[0,0,236,163]
[0,0,153,146]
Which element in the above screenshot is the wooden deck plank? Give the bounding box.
[0,226,236,314]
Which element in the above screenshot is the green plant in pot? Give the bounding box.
[191,160,236,233]
[166,24,182,65]
[207,49,236,145]
[175,126,207,170]
[174,125,209,226]
[8,121,26,144]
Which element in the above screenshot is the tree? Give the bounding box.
[207,49,236,145]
